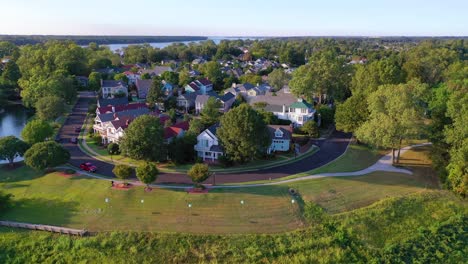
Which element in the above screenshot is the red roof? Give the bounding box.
[121,64,135,70]
[97,103,147,114]
[188,82,200,90]
[172,121,190,131]
[164,126,183,139]
[158,115,170,125]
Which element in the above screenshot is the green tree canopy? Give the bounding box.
[35,96,65,121]
[0,136,29,167]
[21,119,54,145]
[136,162,159,187]
[88,72,101,90]
[301,120,319,138]
[200,61,224,90]
[200,97,222,126]
[267,69,290,91]
[187,163,211,187]
[146,78,164,106]
[335,94,369,133]
[119,115,165,161]
[112,165,134,183]
[217,104,271,163]
[24,141,70,170]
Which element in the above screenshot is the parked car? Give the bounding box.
[75,127,81,133]
[80,162,97,172]
[70,137,78,144]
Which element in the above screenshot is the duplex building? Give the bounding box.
[101,80,128,99]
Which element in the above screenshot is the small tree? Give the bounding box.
[200,97,222,126]
[187,163,211,188]
[93,134,102,145]
[112,164,134,184]
[136,162,159,188]
[301,120,319,138]
[0,136,29,167]
[21,119,54,145]
[107,143,120,155]
[24,141,70,170]
[35,96,65,121]
[188,118,204,135]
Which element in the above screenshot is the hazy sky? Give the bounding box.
[0,0,467,36]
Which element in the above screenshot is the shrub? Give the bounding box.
[0,191,13,213]
[107,143,120,155]
[218,155,234,168]
[88,104,97,114]
[112,165,134,183]
[93,134,102,146]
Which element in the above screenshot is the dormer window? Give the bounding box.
[275,129,283,138]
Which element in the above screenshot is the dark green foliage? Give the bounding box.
[107,143,120,155]
[24,141,70,170]
[88,72,101,90]
[335,94,369,133]
[21,119,54,145]
[200,97,221,126]
[301,120,319,137]
[217,104,271,163]
[146,78,164,106]
[0,136,29,166]
[119,115,165,161]
[188,119,204,135]
[317,105,335,127]
[88,103,97,114]
[112,165,134,182]
[1,60,21,82]
[0,191,13,213]
[136,162,158,186]
[187,163,211,187]
[161,71,179,85]
[167,134,197,164]
[35,96,65,121]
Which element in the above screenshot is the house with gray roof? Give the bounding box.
[195,92,236,114]
[140,66,173,77]
[194,123,224,161]
[97,97,128,108]
[101,80,128,99]
[135,79,152,99]
[267,125,292,154]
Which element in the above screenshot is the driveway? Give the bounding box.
[59,93,352,185]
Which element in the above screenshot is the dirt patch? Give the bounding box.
[186,187,209,194]
[57,172,80,178]
[112,183,133,190]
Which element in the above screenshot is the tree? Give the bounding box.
[200,61,224,90]
[200,97,222,126]
[161,71,179,85]
[335,94,369,133]
[112,164,134,183]
[168,133,197,164]
[107,143,120,155]
[239,74,262,85]
[178,68,192,87]
[136,162,159,187]
[35,96,65,121]
[114,73,129,85]
[21,119,54,145]
[268,69,290,91]
[119,115,165,161]
[217,104,271,163]
[289,50,350,103]
[301,120,319,137]
[24,141,70,170]
[88,72,101,90]
[0,136,29,167]
[317,105,335,127]
[187,163,211,187]
[188,118,204,135]
[355,80,428,164]
[1,60,21,82]
[146,78,164,107]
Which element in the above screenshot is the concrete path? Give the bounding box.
[59,143,431,189]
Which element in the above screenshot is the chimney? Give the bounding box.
[232,82,236,88]
[112,106,115,113]
[125,119,130,126]
[113,113,117,119]
[282,104,286,114]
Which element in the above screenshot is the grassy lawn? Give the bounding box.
[0,146,440,234]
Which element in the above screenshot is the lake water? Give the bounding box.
[0,104,33,164]
[101,36,265,52]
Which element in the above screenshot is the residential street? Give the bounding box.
[60,92,352,185]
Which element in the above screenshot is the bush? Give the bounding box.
[93,134,102,146]
[318,105,335,127]
[107,143,120,155]
[301,120,319,137]
[303,202,325,223]
[88,104,97,114]
[218,155,234,168]
[0,191,13,213]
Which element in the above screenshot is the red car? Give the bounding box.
[80,162,97,172]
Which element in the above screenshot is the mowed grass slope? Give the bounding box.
[0,146,439,233]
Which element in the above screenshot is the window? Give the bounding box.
[298,116,303,122]
[289,108,295,112]
[204,140,209,147]
[301,108,307,114]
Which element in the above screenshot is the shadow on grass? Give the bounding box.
[0,164,45,183]
[0,197,80,227]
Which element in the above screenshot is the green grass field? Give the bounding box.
[0,146,440,234]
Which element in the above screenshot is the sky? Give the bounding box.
[0,0,467,36]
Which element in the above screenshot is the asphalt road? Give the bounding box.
[60,93,352,185]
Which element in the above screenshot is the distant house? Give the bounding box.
[189,70,201,77]
[184,78,213,94]
[162,80,175,95]
[195,92,235,114]
[96,102,147,115]
[123,71,140,85]
[140,66,173,77]
[135,79,152,99]
[97,97,128,108]
[248,89,315,126]
[194,123,224,161]
[267,125,292,154]
[164,121,190,142]
[224,83,255,98]
[176,92,197,112]
[101,80,128,99]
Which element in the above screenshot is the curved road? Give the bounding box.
[60,93,352,185]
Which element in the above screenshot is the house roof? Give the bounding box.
[164,126,183,139]
[209,145,223,153]
[110,116,133,130]
[97,108,150,123]
[102,80,126,88]
[141,66,173,76]
[135,79,152,98]
[195,94,211,105]
[247,88,297,107]
[219,92,235,102]
[97,102,147,114]
[289,99,313,109]
[98,97,128,107]
[198,78,212,86]
[207,123,220,137]
[268,125,292,140]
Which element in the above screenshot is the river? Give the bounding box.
[101,36,265,52]
[0,104,33,164]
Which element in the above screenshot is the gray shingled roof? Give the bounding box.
[219,92,235,102]
[102,80,126,88]
[98,97,128,107]
[268,125,292,140]
[97,108,150,122]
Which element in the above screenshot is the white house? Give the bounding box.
[123,71,140,85]
[101,80,128,99]
[267,125,292,154]
[287,99,315,126]
[194,124,224,161]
